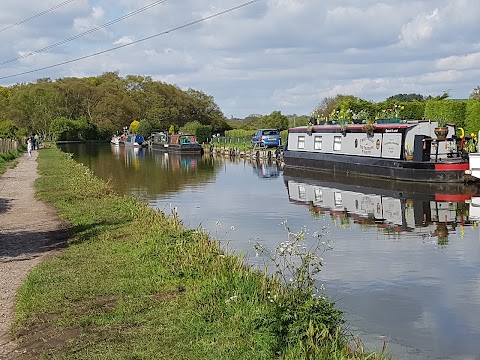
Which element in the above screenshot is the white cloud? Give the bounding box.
[1,0,480,116]
[437,53,480,71]
[398,8,440,47]
[113,36,134,46]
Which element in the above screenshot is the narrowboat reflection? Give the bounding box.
[284,168,478,243]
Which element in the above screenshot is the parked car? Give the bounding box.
[251,129,281,148]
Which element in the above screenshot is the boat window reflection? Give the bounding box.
[284,168,478,245]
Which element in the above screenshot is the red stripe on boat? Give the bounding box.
[434,163,469,171]
[435,194,472,201]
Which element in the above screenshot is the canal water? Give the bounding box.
[60,143,480,360]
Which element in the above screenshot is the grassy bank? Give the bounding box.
[0,145,26,174]
[13,147,390,359]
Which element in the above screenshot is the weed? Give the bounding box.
[254,221,345,357]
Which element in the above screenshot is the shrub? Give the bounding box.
[424,100,466,128]
[465,100,480,135]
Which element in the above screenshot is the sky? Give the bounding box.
[1,0,480,119]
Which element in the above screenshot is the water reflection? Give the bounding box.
[284,168,476,246]
[252,160,282,179]
[59,143,220,197]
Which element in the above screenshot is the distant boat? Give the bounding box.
[110,135,120,145]
[118,133,146,147]
[150,132,203,154]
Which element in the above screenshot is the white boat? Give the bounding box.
[111,135,120,145]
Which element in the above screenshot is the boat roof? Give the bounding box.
[289,120,439,132]
[289,123,412,132]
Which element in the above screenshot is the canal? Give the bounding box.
[60,143,480,360]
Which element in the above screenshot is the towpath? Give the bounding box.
[0,150,67,359]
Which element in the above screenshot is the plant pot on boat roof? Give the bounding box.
[434,118,450,140]
[362,122,376,136]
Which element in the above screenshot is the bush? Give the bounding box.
[195,124,212,143]
[49,116,100,141]
[465,100,480,135]
[402,101,425,120]
[225,129,255,137]
[424,100,466,128]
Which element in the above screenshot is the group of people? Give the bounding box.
[26,134,41,157]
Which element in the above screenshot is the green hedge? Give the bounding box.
[424,100,467,128]
[402,101,425,120]
[225,129,255,137]
[465,100,480,135]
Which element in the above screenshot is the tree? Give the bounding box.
[49,117,91,141]
[314,96,338,119]
[8,82,65,138]
[261,111,289,130]
[186,88,229,132]
[387,93,426,102]
[136,119,152,137]
[180,120,202,135]
[1,73,232,141]
[195,125,212,143]
[0,120,19,138]
[470,86,480,100]
[129,120,140,134]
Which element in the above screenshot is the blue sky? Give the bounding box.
[1,0,480,118]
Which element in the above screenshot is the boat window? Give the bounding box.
[314,136,322,150]
[334,192,342,207]
[298,185,306,200]
[314,188,323,203]
[297,136,305,149]
[333,136,342,151]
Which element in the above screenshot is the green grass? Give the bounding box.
[0,146,25,174]
[13,147,392,359]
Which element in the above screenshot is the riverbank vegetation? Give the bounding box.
[12,146,391,359]
[0,141,25,174]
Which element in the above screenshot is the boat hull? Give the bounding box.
[151,143,203,154]
[283,150,469,183]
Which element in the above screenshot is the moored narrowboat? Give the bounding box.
[283,120,473,183]
[150,132,203,154]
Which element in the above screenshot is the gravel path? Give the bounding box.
[0,151,67,359]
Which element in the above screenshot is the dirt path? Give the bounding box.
[0,151,67,359]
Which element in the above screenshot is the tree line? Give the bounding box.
[0,71,295,143]
[0,72,231,141]
[2,72,479,143]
